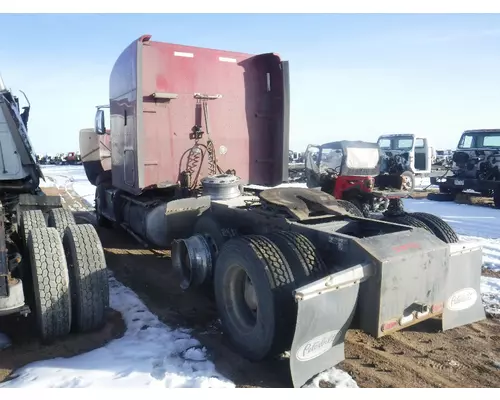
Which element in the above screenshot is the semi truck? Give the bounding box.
[79,35,486,388]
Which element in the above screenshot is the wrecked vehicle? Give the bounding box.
[303,140,459,244]
[79,35,486,388]
[0,75,109,341]
[303,140,412,216]
[435,149,454,167]
[430,129,500,208]
[376,133,433,192]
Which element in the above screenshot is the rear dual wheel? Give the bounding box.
[48,208,77,238]
[21,209,109,341]
[382,212,459,244]
[381,214,431,232]
[409,212,459,243]
[214,231,326,360]
[62,224,109,332]
[336,199,365,217]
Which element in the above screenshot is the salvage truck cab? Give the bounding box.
[376,133,433,192]
[304,140,417,216]
[430,129,500,208]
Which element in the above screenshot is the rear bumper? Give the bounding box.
[431,176,500,191]
[371,189,410,198]
[288,235,485,387]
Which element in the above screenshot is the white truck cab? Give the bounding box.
[377,133,433,175]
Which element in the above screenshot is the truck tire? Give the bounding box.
[494,189,500,209]
[336,199,364,217]
[62,224,109,332]
[214,235,296,361]
[427,192,455,202]
[19,209,46,248]
[48,208,77,238]
[439,185,462,195]
[409,212,459,243]
[28,227,72,341]
[266,231,328,286]
[381,214,432,232]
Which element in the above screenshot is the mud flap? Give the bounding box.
[289,263,373,388]
[442,242,486,331]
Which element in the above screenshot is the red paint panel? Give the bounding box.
[109,35,289,195]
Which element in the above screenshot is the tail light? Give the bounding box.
[381,320,398,332]
[431,303,444,314]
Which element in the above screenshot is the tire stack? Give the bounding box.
[19,208,109,341]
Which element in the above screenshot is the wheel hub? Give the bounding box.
[244,276,258,312]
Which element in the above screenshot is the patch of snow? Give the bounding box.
[0,274,234,388]
[402,198,500,271]
[458,236,500,272]
[304,368,358,388]
[480,276,500,318]
[0,332,11,350]
[41,165,96,207]
[72,180,96,207]
[39,177,56,188]
[401,198,500,313]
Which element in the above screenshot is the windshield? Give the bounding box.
[318,148,343,173]
[458,132,500,149]
[378,136,414,151]
[312,146,380,173]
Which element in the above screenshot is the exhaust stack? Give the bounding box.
[172,234,214,290]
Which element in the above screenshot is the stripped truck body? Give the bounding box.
[80,35,486,387]
[0,75,109,341]
[303,140,414,216]
[430,129,500,208]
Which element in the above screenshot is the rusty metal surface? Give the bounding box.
[258,187,347,220]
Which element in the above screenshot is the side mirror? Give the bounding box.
[95,109,106,135]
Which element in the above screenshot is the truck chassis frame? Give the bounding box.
[95,183,485,388]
